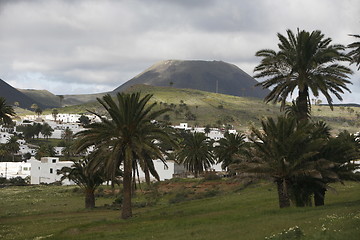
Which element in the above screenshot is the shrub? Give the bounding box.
[169,189,192,204]
[203,171,221,181]
[9,176,27,186]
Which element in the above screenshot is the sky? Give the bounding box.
[0,0,359,103]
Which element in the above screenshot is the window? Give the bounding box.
[50,168,53,174]
[52,159,56,163]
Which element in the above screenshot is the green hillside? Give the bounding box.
[54,84,360,134]
[18,89,61,108]
[57,84,280,131]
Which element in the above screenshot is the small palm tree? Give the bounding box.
[41,123,54,140]
[0,97,16,125]
[52,109,59,122]
[59,157,107,208]
[35,107,43,117]
[5,136,20,161]
[254,29,353,121]
[176,132,215,177]
[214,132,247,170]
[236,116,326,208]
[75,92,172,219]
[35,144,56,159]
[311,130,360,206]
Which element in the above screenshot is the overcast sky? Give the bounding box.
[0,0,359,103]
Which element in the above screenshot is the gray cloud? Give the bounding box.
[0,0,359,104]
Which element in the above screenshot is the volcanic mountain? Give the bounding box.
[112,60,270,98]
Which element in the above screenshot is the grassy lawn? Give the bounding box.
[1,180,359,240]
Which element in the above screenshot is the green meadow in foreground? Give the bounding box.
[0,180,359,240]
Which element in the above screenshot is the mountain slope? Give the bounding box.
[113,60,270,98]
[0,79,45,109]
[18,89,61,108]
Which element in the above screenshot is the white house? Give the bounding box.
[17,140,37,156]
[29,157,74,185]
[135,159,186,181]
[0,131,13,144]
[0,161,31,179]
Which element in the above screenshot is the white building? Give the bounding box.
[0,131,13,144]
[172,122,237,141]
[0,161,31,179]
[135,159,186,181]
[29,157,74,185]
[17,139,37,156]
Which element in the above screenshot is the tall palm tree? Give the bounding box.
[0,97,16,125]
[214,132,247,170]
[348,34,360,70]
[254,29,353,121]
[176,132,215,177]
[59,157,107,208]
[75,92,172,219]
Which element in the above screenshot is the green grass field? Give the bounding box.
[1,180,359,240]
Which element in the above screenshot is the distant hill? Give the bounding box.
[62,92,110,106]
[113,60,270,98]
[18,89,109,108]
[0,79,45,109]
[18,89,61,108]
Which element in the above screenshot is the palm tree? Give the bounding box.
[254,29,353,121]
[41,123,54,140]
[311,130,360,206]
[35,144,56,159]
[0,97,16,125]
[35,107,43,117]
[348,34,360,70]
[57,95,64,107]
[214,132,247,170]
[75,92,172,219]
[52,109,59,122]
[235,116,326,208]
[58,157,107,208]
[176,132,215,177]
[5,136,20,161]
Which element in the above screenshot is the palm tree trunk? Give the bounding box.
[85,188,95,209]
[276,179,290,208]
[144,164,151,186]
[121,159,132,219]
[314,188,326,206]
[297,87,309,122]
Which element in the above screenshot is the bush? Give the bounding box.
[0,177,7,184]
[169,189,192,204]
[9,176,27,186]
[202,188,220,198]
[113,193,123,205]
[203,171,221,181]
